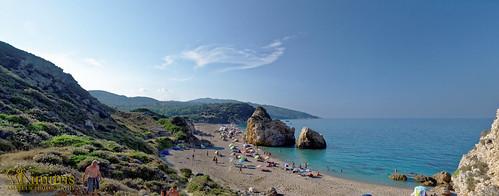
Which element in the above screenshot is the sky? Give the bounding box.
[1,0,499,118]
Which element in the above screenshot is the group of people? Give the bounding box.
[217,124,242,141]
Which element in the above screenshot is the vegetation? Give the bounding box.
[0,40,235,195]
[186,175,236,196]
[179,168,193,178]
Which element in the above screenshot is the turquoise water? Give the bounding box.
[262,118,491,187]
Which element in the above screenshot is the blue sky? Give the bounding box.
[1,0,499,118]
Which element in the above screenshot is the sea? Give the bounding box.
[259,118,492,188]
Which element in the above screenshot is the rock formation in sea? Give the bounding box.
[245,106,295,146]
[389,173,408,181]
[453,109,499,195]
[296,127,327,149]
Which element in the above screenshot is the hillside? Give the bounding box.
[0,41,234,195]
[90,91,319,121]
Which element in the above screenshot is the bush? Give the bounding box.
[180,168,193,178]
[173,131,187,141]
[156,137,173,150]
[0,114,30,125]
[0,139,14,152]
[144,180,169,193]
[71,147,90,155]
[128,151,151,163]
[119,163,163,181]
[100,178,137,195]
[43,135,94,147]
[28,122,48,132]
[187,175,235,196]
[1,162,75,177]
[122,178,145,190]
[33,153,64,165]
[102,140,124,152]
[89,150,120,164]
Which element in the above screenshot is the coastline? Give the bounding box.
[166,123,412,195]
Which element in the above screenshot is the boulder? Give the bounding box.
[389,173,407,181]
[453,109,499,195]
[433,171,451,185]
[265,187,278,196]
[245,107,295,146]
[296,127,327,149]
[414,175,437,186]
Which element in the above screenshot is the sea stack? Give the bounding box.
[453,109,499,195]
[245,106,295,146]
[296,127,327,149]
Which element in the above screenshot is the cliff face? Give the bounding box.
[245,107,295,146]
[453,109,499,195]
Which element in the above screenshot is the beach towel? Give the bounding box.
[411,186,428,196]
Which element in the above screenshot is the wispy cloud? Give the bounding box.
[155,56,175,70]
[83,58,103,67]
[157,36,292,72]
[169,76,193,82]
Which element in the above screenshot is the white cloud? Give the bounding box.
[155,56,175,69]
[157,36,291,72]
[169,76,193,82]
[83,58,103,67]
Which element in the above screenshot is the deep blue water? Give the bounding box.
[261,118,491,187]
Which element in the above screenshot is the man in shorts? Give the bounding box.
[83,160,102,195]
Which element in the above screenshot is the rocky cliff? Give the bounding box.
[453,109,499,195]
[245,107,295,146]
[296,127,327,149]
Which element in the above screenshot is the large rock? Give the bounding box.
[296,127,327,149]
[453,109,499,196]
[414,175,437,186]
[433,171,451,185]
[245,107,295,146]
[389,173,407,181]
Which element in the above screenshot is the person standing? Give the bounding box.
[83,160,102,195]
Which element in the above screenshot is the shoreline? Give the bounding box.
[166,123,412,195]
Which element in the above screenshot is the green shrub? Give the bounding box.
[180,168,193,178]
[71,147,89,155]
[88,150,120,164]
[173,131,187,141]
[102,140,124,152]
[144,180,168,193]
[33,153,64,165]
[0,114,30,125]
[99,178,137,195]
[0,139,14,152]
[43,135,94,147]
[119,163,163,181]
[128,151,151,163]
[187,175,213,192]
[187,175,235,196]
[69,154,95,166]
[1,162,75,177]
[122,178,145,190]
[28,122,48,132]
[156,137,173,149]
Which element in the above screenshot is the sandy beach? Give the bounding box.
[166,123,412,196]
